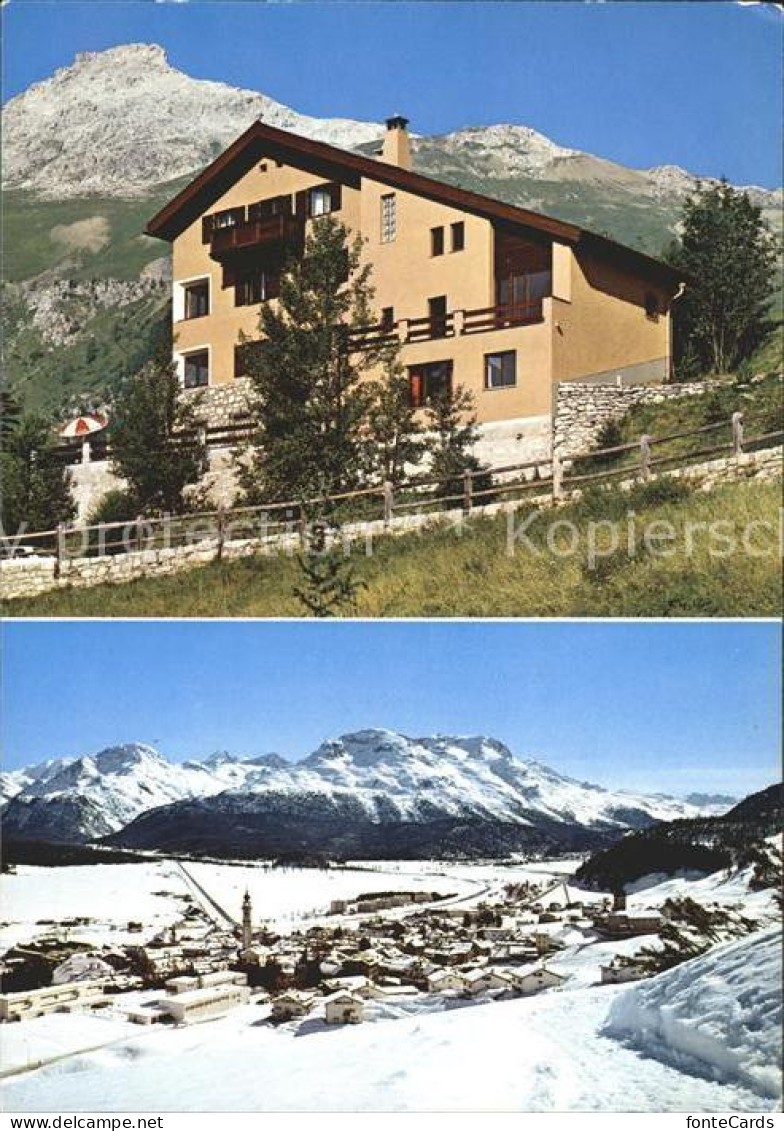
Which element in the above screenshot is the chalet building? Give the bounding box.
[324,991,365,1025]
[146,116,685,465]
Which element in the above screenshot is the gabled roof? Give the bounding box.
[146,119,683,288]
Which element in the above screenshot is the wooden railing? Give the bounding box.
[349,300,544,350]
[210,215,303,257]
[6,412,780,567]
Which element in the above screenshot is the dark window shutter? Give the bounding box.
[202,216,214,244]
[295,190,309,219]
[330,183,342,212]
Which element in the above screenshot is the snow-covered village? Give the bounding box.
[1,761,781,1112]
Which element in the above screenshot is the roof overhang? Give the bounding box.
[146,119,687,290]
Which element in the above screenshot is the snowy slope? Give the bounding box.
[4,970,776,1113]
[4,730,712,849]
[606,927,782,1102]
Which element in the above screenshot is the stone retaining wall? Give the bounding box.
[4,445,779,602]
[553,379,727,458]
[181,378,254,427]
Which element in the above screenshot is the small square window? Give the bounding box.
[485,351,516,390]
[451,222,465,252]
[431,227,444,256]
[183,350,209,389]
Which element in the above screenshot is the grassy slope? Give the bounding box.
[3,293,170,415]
[1,181,188,282]
[4,479,780,618]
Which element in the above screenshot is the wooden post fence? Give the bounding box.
[732,411,744,456]
[382,481,394,527]
[552,453,563,501]
[640,435,652,481]
[463,471,473,514]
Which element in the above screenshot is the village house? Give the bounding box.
[510,967,567,995]
[270,989,319,1021]
[600,959,649,985]
[146,115,685,469]
[324,991,365,1025]
[163,977,250,1026]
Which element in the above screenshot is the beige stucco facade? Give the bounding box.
[159,118,681,431]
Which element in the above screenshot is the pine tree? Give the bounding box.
[668,180,777,376]
[109,358,207,514]
[426,384,485,498]
[1,413,75,535]
[239,218,381,504]
[293,512,363,618]
[365,347,426,486]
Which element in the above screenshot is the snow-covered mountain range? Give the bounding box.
[1,731,730,856]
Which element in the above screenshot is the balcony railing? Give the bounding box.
[349,300,544,351]
[461,300,543,334]
[210,215,304,258]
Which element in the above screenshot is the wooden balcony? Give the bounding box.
[349,300,543,351]
[210,214,304,259]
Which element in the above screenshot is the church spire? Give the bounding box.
[241,889,253,950]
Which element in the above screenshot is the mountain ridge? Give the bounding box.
[3,43,780,413]
[1,730,731,856]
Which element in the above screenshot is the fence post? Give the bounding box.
[552,452,564,501]
[299,510,308,550]
[215,504,225,561]
[382,481,394,528]
[640,434,652,481]
[54,522,66,580]
[732,411,744,456]
[135,515,145,554]
[463,471,473,514]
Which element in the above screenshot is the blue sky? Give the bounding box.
[2,621,780,797]
[2,1,782,187]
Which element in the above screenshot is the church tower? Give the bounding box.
[241,890,253,950]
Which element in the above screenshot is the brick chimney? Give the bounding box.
[382,115,411,170]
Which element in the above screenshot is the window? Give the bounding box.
[381,194,397,243]
[235,271,280,306]
[248,195,292,221]
[213,207,244,230]
[485,350,517,390]
[184,280,209,320]
[451,222,465,252]
[428,295,448,338]
[234,341,269,379]
[309,187,332,217]
[408,360,453,408]
[431,226,444,256]
[498,269,552,307]
[307,184,341,218]
[645,291,660,320]
[183,350,209,389]
[381,307,395,331]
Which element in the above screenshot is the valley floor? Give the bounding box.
[1,856,780,1112]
